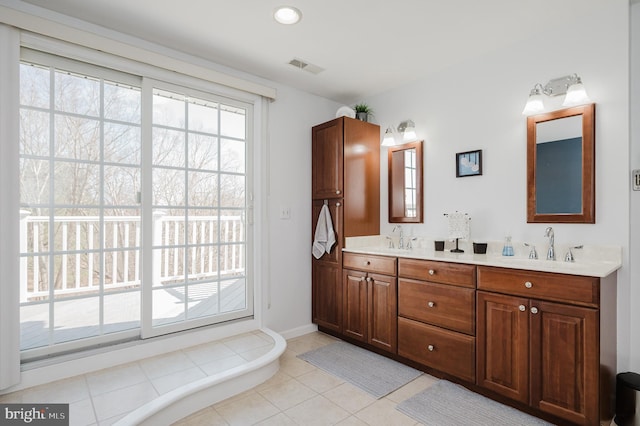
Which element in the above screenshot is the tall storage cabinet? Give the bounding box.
[311,117,380,332]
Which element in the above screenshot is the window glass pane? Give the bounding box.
[220,174,245,208]
[188,171,218,207]
[153,168,185,206]
[54,115,100,161]
[153,90,185,128]
[220,106,245,139]
[20,109,50,156]
[20,159,50,206]
[55,71,100,117]
[153,287,185,326]
[20,63,50,108]
[153,128,185,167]
[220,139,245,173]
[104,81,141,124]
[20,303,50,350]
[104,291,140,334]
[104,165,140,206]
[187,209,219,245]
[53,161,100,206]
[186,282,219,319]
[104,122,141,165]
[104,209,141,250]
[188,101,218,134]
[220,277,246,313]
[53,297,99,343]
[188,134,218,171]
[220,209,244,244]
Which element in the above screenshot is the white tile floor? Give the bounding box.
[6,330,613,426]
[0,330,278,425]
[174,332,438,426]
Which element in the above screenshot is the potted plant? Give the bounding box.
[353,103,373,122]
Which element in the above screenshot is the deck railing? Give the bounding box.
[19,212,244,302]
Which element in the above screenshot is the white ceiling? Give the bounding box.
[20,0,613,104]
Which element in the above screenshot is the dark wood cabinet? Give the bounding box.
[342,253,397,353]
[312,260,342,332]
[477,266,611,426]
[530,300,598,425]
[476,291,530,404]
[397,258,476,382]
[311,117,380,334]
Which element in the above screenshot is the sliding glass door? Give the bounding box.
[18,51,253,358]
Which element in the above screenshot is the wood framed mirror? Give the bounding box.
[388,140,423,223]
[527,104,595,223]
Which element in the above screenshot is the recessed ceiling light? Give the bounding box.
[274,6,302,25]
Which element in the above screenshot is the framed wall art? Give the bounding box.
[456,149,483,177]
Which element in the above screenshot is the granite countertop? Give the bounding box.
[344,236,622,278]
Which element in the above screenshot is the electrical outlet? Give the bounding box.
[279,206,291,220]
[634,170,640,191]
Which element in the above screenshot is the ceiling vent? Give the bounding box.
[288,58,324,75]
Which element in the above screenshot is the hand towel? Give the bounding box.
[312,204,336,259]
[447,212,470,240]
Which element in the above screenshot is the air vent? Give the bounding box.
[288,58,324,75]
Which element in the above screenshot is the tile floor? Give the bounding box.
[5,330,613,426]
[174,332,438,426]
[0,330,278,425]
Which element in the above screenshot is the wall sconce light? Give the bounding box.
[381,126,396,146]
[381,120,417,146]
[522,73,591,115]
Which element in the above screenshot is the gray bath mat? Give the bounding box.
[397,380,554,426]
[297,341,421,398]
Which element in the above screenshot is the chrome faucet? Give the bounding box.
[393,225,404,249]
[544,227,555,261]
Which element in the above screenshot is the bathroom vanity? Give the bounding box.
[314,242,620,426]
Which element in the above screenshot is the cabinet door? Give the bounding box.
[312,118,343,199]
[476,291,530,404]
[312,261,342,332]
[343,269,367,342]
[530,301,598,425]
[368,273,397,353]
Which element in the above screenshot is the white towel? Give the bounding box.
[447,212,470,240]
[312,204,336,259]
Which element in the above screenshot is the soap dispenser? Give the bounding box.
[502,235,514,256]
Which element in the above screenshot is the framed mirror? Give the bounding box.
[527,104,595,223]
[388,140,423,223]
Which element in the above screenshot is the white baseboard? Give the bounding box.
[276,323,318,340]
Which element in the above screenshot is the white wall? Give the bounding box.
[263,85,339,336]
[356,1,633,370]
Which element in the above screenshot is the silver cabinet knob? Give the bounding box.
[365,277,372,283]
[524,281,533,289]
[428,269,435,275]
[427,301,435,308]
[336,190,341,195]
[427,345,434,352]
[519,305,526,312]
[336,202,341,207]
[530,307,539,314]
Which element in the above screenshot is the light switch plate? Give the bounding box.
[279,206,291,220]
[634,170,640,191]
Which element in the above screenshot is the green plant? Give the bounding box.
[353,103,373,115]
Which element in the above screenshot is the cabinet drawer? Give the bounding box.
[343,252,397,275]
[398,258,476,288]
[398,317,475,382]
[398,279,475,335]
[477,266,599,307]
